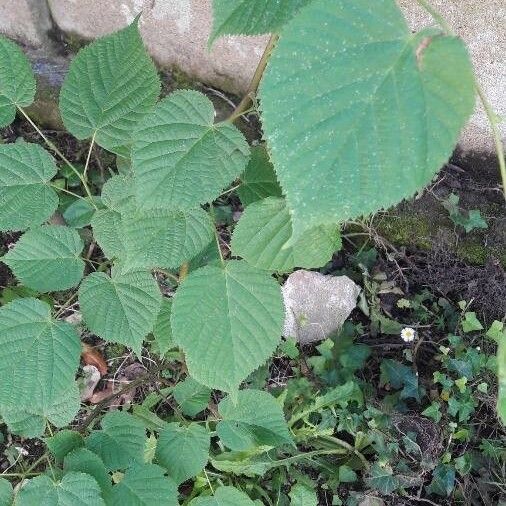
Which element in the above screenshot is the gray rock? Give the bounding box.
[282,270,360,345]
[0,0,52,48]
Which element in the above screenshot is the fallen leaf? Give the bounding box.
[81,343,108,375]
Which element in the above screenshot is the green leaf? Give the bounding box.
[338,465,357,483]
[91,175,135,259]
[110,463,178,506]
[421,402,442,423]
[217,389,292,451]
[189,486,255,506]
[236,146,282,207]
[231,197,341,272]
[15,473,105,506]
[380,359,420,401]
[171,260,284,394]
[121,206,214,271]
[0,478,12,506]
[0,36,36,127]
[289,483,317,506]
[153,298,174,357]
[132,90,249,210]
[3,225,85,292]
[210,449,275,477]
[461,312,483,333]
[86,411,146,471]
[60,20,159,155]
[173,377,211,417]
[64,448,113,500]
[0,298,81,434]
[427,464,455,497]
[45,430,84,462]
[155,422,210,484]
[91,208,125,260]
[366,463,400,494]
[79,269,161,354]
[259,0,475,239]
[0,143,58,231]
[63,197,102,228]
[210,0,312,43]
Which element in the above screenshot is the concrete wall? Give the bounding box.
[0,0,504,155]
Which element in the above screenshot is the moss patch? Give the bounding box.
[375,213,433,250]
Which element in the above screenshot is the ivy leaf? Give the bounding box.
[189,486,255,505]
[210,0,312,43]
[231,197,341,272]
[45,430,84,462]
[498,332,506,425]
[259,0,475,239]
[236,146,282,207]
[366,463,400,494]
[427,464,455,497]
[132,90,249,211]
[110,463,178,506]
[0,36,36,127]
[173,377,212,417]
[86,411,146,471]
[64,448,113,500]
[217,389,293,451]
[380,359,420,401]
[3,225,85,292]
[289,483,318,506]
[0,298,81,434]
[171,260,284,394]
[0,143,58,232]
[79,269,162,354]
[155,422,211,484]
[60,20,160,155]
[461,312,483,333]
[153,298,174,357]
[15,473,105,506]
[121,206,214,271]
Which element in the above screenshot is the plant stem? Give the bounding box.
[83,132,96,182]
[17,106,98,209]
[475,82,506,201]
[414,0,453,35]
[227,34,278,123]
[50,184,88,202]
[209,204,225,265]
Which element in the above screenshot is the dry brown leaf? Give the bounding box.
[81,343,108,375]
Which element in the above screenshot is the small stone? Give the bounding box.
[282,270,360,344]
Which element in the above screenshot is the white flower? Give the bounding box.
[401,327,416,343]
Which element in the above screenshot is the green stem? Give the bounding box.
[17,107,98,209]
[414,0,454,35]
[209,204,225,266]
[476,82,506,200]
[83,132,96,182]
[50,184,88,202]
[227,34,278,123]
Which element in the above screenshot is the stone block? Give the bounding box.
[47,0,268,95]
[0,0,51,48]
